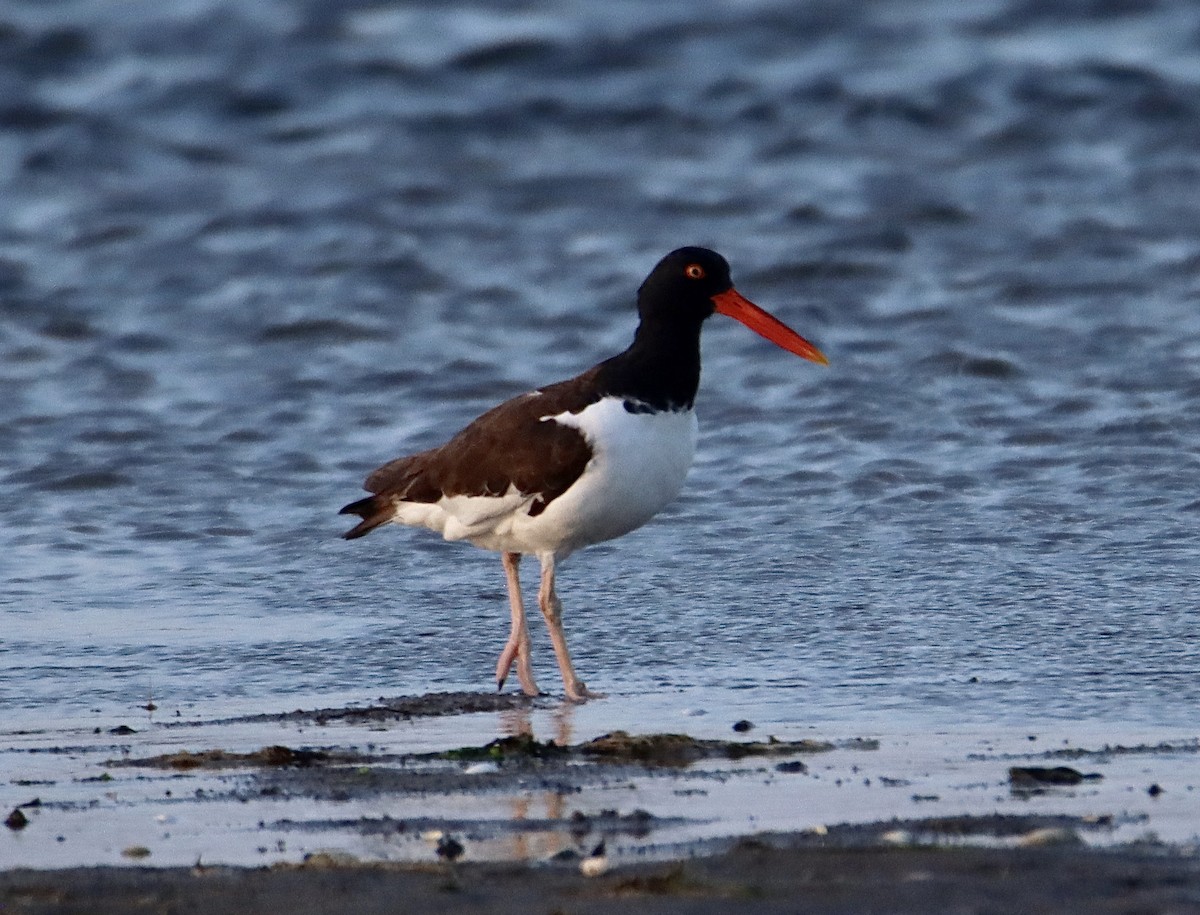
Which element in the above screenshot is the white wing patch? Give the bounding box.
[391,485,535,543]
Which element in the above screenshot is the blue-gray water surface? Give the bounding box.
[4,0,1200,735]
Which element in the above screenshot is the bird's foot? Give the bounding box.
[496,642,539,696]
[496,676,542,698]
[494,667,542,696]
[516,668,540,697]
[563,681,606,703]
[495,641,519,688]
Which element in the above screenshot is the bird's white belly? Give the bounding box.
[525,400,698,555]
[393,398,698,558]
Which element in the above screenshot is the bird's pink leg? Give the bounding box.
[537,552,604,703]
[497,552,539,696]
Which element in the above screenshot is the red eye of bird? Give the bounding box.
[685,264,705,279]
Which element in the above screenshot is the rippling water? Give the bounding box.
[4,0,1200,734]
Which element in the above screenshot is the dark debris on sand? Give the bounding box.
[109,746,367,771]
[1009,765,1104,789]
[113,727,857,777]
[165,692,545,729]
[576,731,843,766]
[436,729,869,767]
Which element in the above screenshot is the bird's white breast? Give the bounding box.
[393,397,698,558]
[531,397,698,556]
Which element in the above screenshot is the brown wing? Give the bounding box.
[341,370,599,539]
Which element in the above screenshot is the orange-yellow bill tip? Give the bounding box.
[711,288,829,365]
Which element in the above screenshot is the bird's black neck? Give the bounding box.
[597,315,704,412]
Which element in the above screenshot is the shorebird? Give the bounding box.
[340,247,827,701]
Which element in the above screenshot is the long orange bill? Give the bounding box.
[711,288,829,365]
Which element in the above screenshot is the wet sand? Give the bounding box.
[6,842,1200,914]
[5,692,1200,912]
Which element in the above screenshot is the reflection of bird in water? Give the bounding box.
[341,248,827,701]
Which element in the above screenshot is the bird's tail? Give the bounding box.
[339,495,393,540]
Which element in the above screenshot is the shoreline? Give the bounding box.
[6,837,1200,914]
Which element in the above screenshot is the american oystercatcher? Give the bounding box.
[340,247,827,701]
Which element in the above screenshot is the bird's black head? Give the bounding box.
[636,246,733,326]
[631,245,829,367]
[610,245,826,410]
